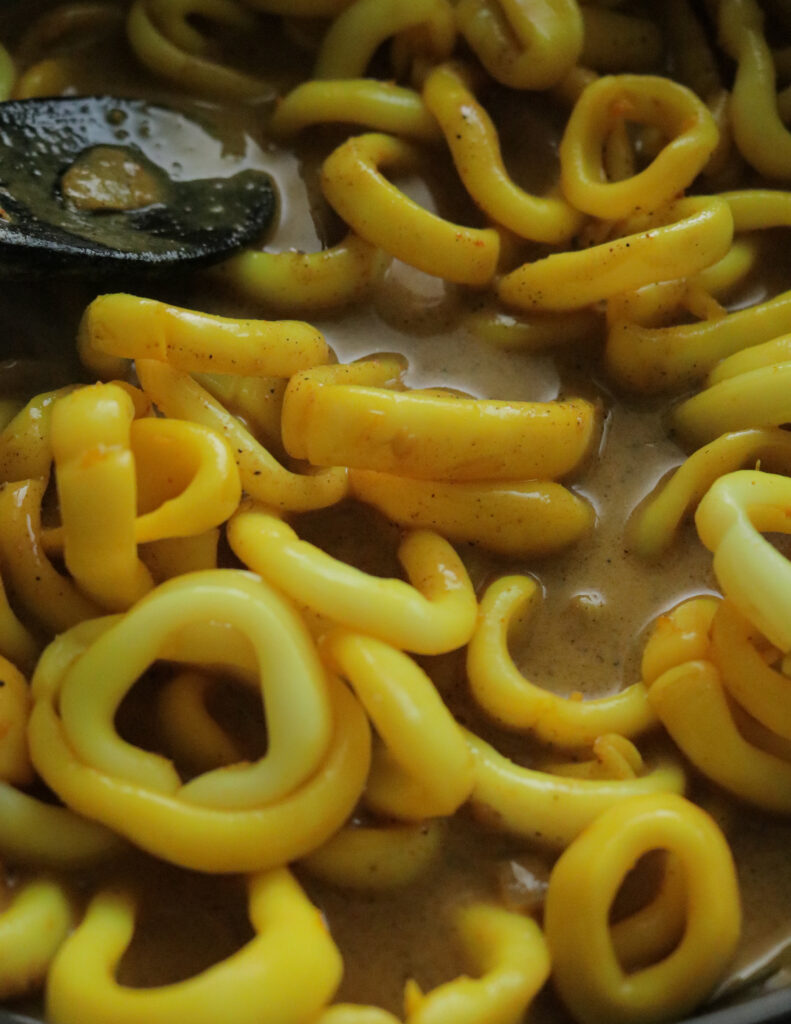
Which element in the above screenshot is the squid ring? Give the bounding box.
[282,359,596,481]
[136,359,349,513]
[544,792,741,1024]
[498,197,734,313]
[78,293,330,381]
[53,570,333,809]
[423,62,584,244]
[321,629,474,819]
[454,0,583,90]
[629,429,791,558]
[320,132,500,286]
[0,877,74,1000]
[213,232,391,315]
[313,0,455,81]
[464,729,685,850]
[467,576,656,747]
[560,74,718,220]
[299,820,444,890]
[695,468,791,651]
[269,81,440,142]
[50,384,153,612]
[46,869,342,1024]
[28,572,372,872]
[227,504,478,655]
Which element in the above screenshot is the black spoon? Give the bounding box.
[0,95,277,275]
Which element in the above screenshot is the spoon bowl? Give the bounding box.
[0,96,276,274]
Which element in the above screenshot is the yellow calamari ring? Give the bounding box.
[454,0,583,90]
[227,504,477,655]
[349,470,594,557]
[605,285,791,393]
[640,596,719,688]
[498,197,734,313]
[46,868,342,1024]
[0,877,74,1000]
[719,0,791,179]
[464,728,685,849]
[560,74,718,219]
[321,629,473,819]
[139,530,219,581]
[282,359,596,480]
[50,384,153,611]
[710,599,791,741]
[695,469,791,651]
[0,654,33,786]
[544,792,740,1024]
[646,659,791,814]
[0,387,76,484]
[55,570,333,808]
[313,0,455,80]
[402,904,550,1024]
[299,820,443,889]
[270,80,440,141]
[28,572,372,872]
[78,293,330,381]
[156,670,244,776]
[126,0,273,100]
[0,781,123,869]
[0,478,101,634]
[672,362,791,446]
[320,132,500,285]
[423,62,584,244]
[212,232,390,315]
[136,359,348,512]
[467,576,656,747]
[629,428,791,558]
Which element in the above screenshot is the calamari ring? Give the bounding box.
[719,0,791,180]
[560,74,718,219]
[50,384,153,612]
[647,659,791,815]
[44,413,243,554]
[321,629,473,818]
[54,570,333,809]
[313,0,455,80]
[695,469,791,651]
[299,820,443,890]
[0,479,101,635]
[629,428,791,558]
[498,197,733,313]
[28,572,371,872]
[0,877,74,1000]
[320,132,500,285]
[46,868,342,1024]
[467,576,656,747]
[213,232,390,315]
[126,0,272,100]
[136,359,348,513]
[464,728,685,850]
[454,0,583,90]
[282,358,596,481]
[544,793,740,1024]
[349,470,594,558]
[0,653,33,786]
[78,293,330,381]
[227,503,477,655]
[423,62,584,244]
[270,81,440,141]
